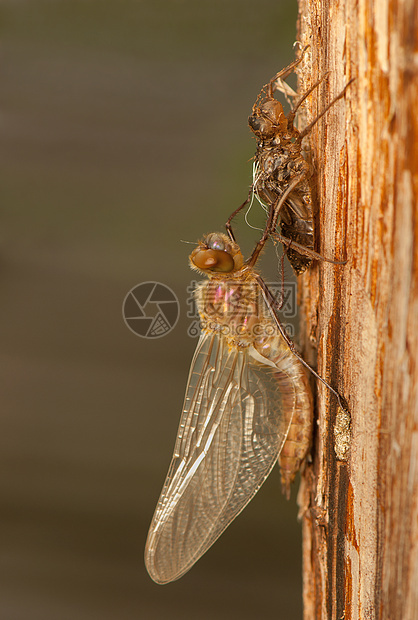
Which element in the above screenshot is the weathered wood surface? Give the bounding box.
[295,0,418,618]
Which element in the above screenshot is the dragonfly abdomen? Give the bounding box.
[278,371,313,498]
[253,333,313,498]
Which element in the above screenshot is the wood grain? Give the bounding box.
[296,0,418,618]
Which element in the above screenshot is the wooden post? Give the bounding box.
[296,0,418,618]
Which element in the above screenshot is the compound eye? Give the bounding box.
[191,248,235,272]
[248,115,274,138]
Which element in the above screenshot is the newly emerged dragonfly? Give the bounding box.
[145,51,351,584]
[227,48,353,274]
[144,229,347,585]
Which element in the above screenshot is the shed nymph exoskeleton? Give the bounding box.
[226,48,353,274]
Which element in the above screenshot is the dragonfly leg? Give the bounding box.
[272,232,347,265]
[247,168,347,268]
[225,187,253,242]
[297,78,355,141]
[266,45,309,97]
[246,173,306,268]
[256,273,349,414]
[286,73,330,127]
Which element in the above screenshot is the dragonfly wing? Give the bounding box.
[145,332,296,584]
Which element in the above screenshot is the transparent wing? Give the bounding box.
[145,331,296,584]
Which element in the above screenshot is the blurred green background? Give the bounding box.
[0,1,304,618]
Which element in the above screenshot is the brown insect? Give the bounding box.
[144,51,351,585]
[227,48,353,274]
[145,227,348,584]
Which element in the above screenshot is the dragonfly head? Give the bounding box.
[248,98,287,140]
[189,233,244,275]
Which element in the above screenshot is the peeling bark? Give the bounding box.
[296,0,418,618]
